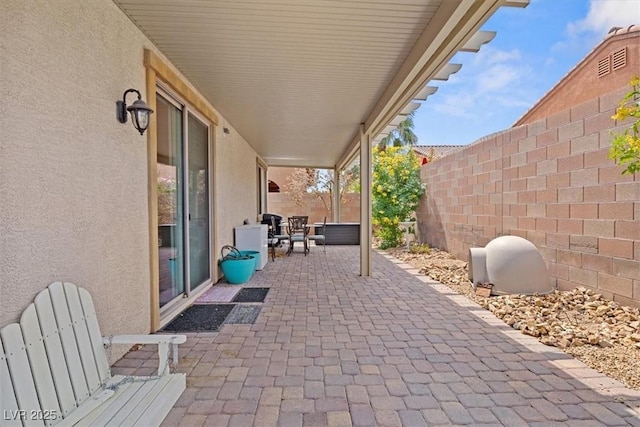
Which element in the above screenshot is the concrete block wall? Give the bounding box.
[267,193,361,224]
[417,87,640,308]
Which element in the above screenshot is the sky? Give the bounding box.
[412,0,639,146]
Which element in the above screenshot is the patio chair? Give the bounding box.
[273,216,290,252]
[287,216,309,255]
[267,216,280,261]
[307,216,327,253]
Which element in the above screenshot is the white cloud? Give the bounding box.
[473,45,522,67]
[429,46,532,120]
[429,93,477,119]
[476,63,522,93]
[554,0,637,58]
[568,0,638,36]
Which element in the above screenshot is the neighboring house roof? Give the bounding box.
[413,145,463,159]
[514,24,640,126]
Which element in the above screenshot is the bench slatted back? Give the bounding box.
[21,304,62,422]
[60,283,103,394]
[1,323,44,425]
[48,282,92,405]
[34,289,79,417]
[0,342,22,426]
[1,282,114,424]
[78,286,111,383]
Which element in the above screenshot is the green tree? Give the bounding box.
[157,177,176,224]
[609,76,640,175]
[377,111,418,150]
[372,147,424,249]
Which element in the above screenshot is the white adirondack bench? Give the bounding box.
[0,282,186,426]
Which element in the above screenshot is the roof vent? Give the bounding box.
[612,47,627,70]
[598,56,611,78]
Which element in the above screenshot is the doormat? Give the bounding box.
[224,305,262,324]
[232,287,270,303]
[196,286,240,303]
[162,304,235,332]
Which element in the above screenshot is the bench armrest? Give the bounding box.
[103,334,187,375]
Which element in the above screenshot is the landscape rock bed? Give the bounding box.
[384,246,640,390]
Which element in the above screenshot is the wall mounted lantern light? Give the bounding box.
[116,88,154,135]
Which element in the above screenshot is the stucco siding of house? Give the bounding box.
[1,0,261,349]
[215,129,260,252]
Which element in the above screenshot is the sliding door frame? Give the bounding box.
[145,49,219,331]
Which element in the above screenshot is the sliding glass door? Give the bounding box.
[156,90,212,309]
[187,113,210,289]
[157,95,185,306]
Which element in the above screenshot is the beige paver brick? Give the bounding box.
[280,398,314,413]
[276,412,302,427]
[187,399,224,415]
[138,247,640,426]
[375,409,405,426]
[258,387,282,406]
[282,386,303,400]
[228,414,254,427]
[253,406,279,427]
[403,410,434,427]
[345,385,369,404]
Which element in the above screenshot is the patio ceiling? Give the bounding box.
[114,0,528,168]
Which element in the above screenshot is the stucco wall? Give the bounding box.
[417,88,640,308]
[1,0,261,348]
[1,0,154,337]
[215,128,260,253]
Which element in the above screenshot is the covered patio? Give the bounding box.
[5,1,639,424]
[2,0,539,334]
[113,247,640,426]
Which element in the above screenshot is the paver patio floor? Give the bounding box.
[113,246,640,426]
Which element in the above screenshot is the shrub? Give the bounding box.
[409,243,431,254]
[609,76,640,175]
[372,147,424,249]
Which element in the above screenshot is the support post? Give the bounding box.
[359,125,372,276]
[333,167,341,223]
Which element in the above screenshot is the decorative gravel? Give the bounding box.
[384,245,640,390]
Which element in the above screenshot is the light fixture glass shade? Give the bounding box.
[127,99,153,135]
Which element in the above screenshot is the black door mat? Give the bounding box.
[162,304,235,332]
[232,287,270,303]
[224,305,262,324]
